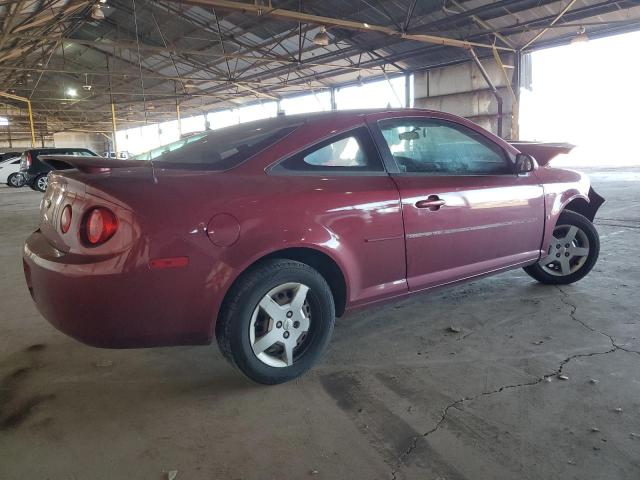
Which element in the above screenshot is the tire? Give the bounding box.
[524,210,600,285]
[7,173,22,187]
[34,174,48,192]
[216,259,335,384]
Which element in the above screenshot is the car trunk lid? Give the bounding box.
[509,141,575,166]
[39,154,149,173]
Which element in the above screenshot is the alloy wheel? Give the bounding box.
[37,176,48,192]
[9,174,20,187]
[249,282,312,368]
[539,224,590,276]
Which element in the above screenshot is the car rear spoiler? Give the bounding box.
[40,155,148,173]
[508,141,574,166]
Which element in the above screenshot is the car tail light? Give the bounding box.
[21,152,32,169]
[82,207,118,246]
[60,205,72,233]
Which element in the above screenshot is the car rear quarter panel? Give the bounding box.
[67,156,407,344]
[204,173,407,311]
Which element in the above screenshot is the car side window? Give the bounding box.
[70,150,95,157]
[378,119,511,175]
[273,127,384,173]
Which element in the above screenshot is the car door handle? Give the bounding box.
[415,196,446,211]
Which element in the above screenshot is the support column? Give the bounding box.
[26,101,36,147]
[330,87,337,111]
[512,50,523,141]
[5,107,11,148]
[405,74,412,108]
[469,49,503,138]
[176,100,182,137]
[111,101,118,155]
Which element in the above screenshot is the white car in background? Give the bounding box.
[102,151,129,159]
[0,156,23,187]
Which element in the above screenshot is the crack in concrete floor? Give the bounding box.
[389,286,640,480]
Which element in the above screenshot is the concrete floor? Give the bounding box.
[1,169,639,480]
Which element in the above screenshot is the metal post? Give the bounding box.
[330,87,337,111]
[512,50,522,140]
[26,101,36,147]
[111,101,118,155]
[176,100,182,136]
[404,74,411,108]
[5,107,11,147]
[469,49,503,138]
[0,93,37,147]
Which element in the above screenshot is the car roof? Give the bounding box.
[197,108,466,141]
[25,147,93,152]
[222,108,450,129]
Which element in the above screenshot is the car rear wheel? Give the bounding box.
[524,210,599,285]
[216,259,335,384]
[7,173,23,187]
[34,174,48,192]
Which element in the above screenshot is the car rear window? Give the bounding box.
[132,120,300,170]
[32,149,97,159]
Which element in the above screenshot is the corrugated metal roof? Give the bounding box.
[0,0,639,135]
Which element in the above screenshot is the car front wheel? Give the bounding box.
[216,259,335,384]
[524,210,600,285]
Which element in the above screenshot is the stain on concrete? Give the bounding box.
[1,394,56,430]
[321,371,469,480]
[0,353,53,430]
[321,371,419,458]
[24,343,47,352]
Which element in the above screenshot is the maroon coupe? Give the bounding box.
[23,109,604,384]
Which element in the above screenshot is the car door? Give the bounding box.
[268,126,408,306]
[368,114,545,291]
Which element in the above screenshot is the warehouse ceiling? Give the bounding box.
[1,0,640,139]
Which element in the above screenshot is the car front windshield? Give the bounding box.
[131,120,299,170]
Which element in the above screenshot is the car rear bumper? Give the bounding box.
[20,171,37,185]
[23,229,214,348]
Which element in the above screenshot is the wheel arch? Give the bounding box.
[561,188,604,222]
[262,247,347,317]
[217,246,348,332]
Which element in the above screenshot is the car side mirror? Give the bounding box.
[515,153,536,174]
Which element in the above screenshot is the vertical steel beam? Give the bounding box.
[176,100,182,137]
[469,49,503,138]
[111,101,118,154]
[512,50,523,141]
[1,92,37,147]
[404,74,411,108]
[6,116,12,148]
[26,101,36,147]
[330,87,337,111]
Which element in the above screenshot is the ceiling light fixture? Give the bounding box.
[82,73,92,91]
[91,4,105,20]
[313,26,330,46]
[66,87,78,97]
[570,26,589,44]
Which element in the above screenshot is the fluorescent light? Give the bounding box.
[66,87,77,97]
